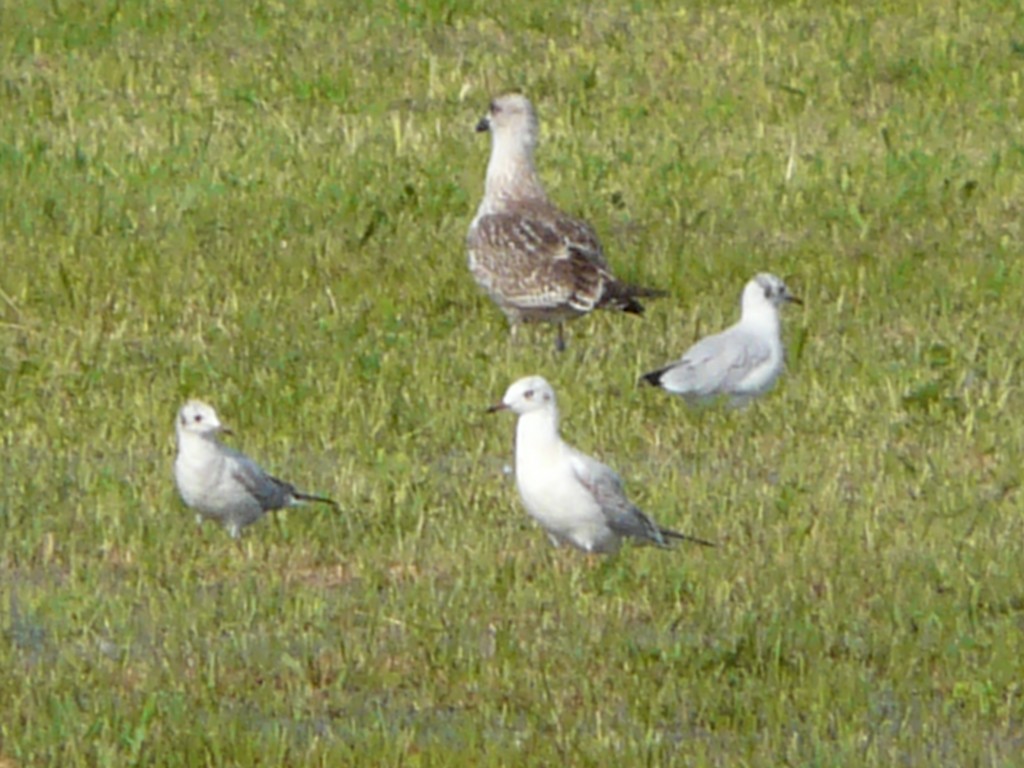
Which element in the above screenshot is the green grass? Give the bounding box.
[3,0,1024,764]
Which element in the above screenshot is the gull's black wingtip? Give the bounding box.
[294,491,341,511]
[639,368,665,388]
[609,284,669,317]
[662,528,717,548]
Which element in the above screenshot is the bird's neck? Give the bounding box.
[514,408,561,468]
[177,431,223,464]
[740,303,781,337]
[482,139,547,212]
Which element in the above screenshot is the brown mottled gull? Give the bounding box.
[467,93,664,351]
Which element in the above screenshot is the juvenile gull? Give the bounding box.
[487,376,715,554]
[173,400,338,539]
[467,93,664,351]
[641,273,801,406]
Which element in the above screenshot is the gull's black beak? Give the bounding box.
[786,294,803,306]
[485,401,508,414]
[475,116,490,133]
[219,425,235,436]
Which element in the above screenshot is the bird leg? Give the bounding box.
[555,323,566,352]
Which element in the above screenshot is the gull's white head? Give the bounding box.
[488,375,556,416]
[176,399,228,438]
[741,273,801,317]
[476,93,540,153]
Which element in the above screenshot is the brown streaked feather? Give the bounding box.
[468,202,661,321]
[551,247,610,314]
[512,199,610,269]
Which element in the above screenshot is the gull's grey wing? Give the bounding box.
[656,327,772,397]
[567,450,667,546]
[227,453,294,512]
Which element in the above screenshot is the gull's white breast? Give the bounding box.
[514,421,611,549]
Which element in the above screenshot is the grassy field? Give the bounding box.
[2,0,1024,764]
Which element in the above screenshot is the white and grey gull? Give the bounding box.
[173,400,338,539]
[487,376,715,554]
[467,94,664,351]
[641,273,801,406]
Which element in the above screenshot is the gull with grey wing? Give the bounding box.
[173,400,338,539]
[642,273,801,407]
[488,376,715,554]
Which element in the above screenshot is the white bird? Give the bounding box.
[641,273,801,406]
[487,376,715,554]
[173,400,338,539]
[467,93,664,351]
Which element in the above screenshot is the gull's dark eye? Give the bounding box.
[193,414,203,423]
[523,389,534,400]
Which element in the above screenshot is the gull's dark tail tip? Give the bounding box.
[661,528,717,548]
[639,367,668,388]
[603,281,669,316]
[295,491,340,511]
